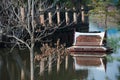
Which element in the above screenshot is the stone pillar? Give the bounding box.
[39,11,45,26]
[81,6,85,23]
[56,5,60,25]
[20,7,25,22]
[65,8,69,25]
[48,12,52,26]
[73,7,77,24]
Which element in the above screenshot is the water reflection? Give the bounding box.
[73,57,106,70]
[38,54,108,80]
[0,48,30,80]
[73,56,107,80]
[89,21,120,80]
[0,49,120,80]
[0,21,120,80]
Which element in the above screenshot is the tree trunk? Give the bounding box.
[30,47,34,80]
[104,12,108,46]
[30,0,35,79]
[30,35,34,80]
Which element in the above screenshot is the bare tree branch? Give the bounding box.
[8,35,30,50]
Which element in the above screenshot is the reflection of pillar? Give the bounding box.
[11,62,15,80]
[21,68,25,80]
[7,59,12,80]
[57,55,60,72]
[21,61,26,80]
[65,55,68,70]
[0,56,3,80]
[40,59,44,75]
[48,55,52,74]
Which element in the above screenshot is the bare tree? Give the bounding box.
[0,0,74,80]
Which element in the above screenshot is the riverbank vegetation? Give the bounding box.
[89,0,120,29]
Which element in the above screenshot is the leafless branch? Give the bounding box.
[8,35,30,50]
[11,5,21,21]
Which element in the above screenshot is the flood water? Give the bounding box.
[0,21,120,80]
[39,22,120,80]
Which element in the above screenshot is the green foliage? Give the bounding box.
[107,37,120,52]
[106,55,113,62]
[89,0,120,29]
[89,1,109,13]
[64,0,74,8]
[89,0,119,14]
[106,55,120,63]
[56,0,93,8]
[117,0,120,7]
[57,0,74,8]
[80,0,92,5]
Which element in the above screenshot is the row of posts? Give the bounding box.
[39,6,86,26]
[20,5,87,26]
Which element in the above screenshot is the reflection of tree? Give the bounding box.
[117,66,120,80]
[75,70,88,80]
[0,48,30,80]
[102,57,107,72]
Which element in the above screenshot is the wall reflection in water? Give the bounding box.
[72,55,107,80]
